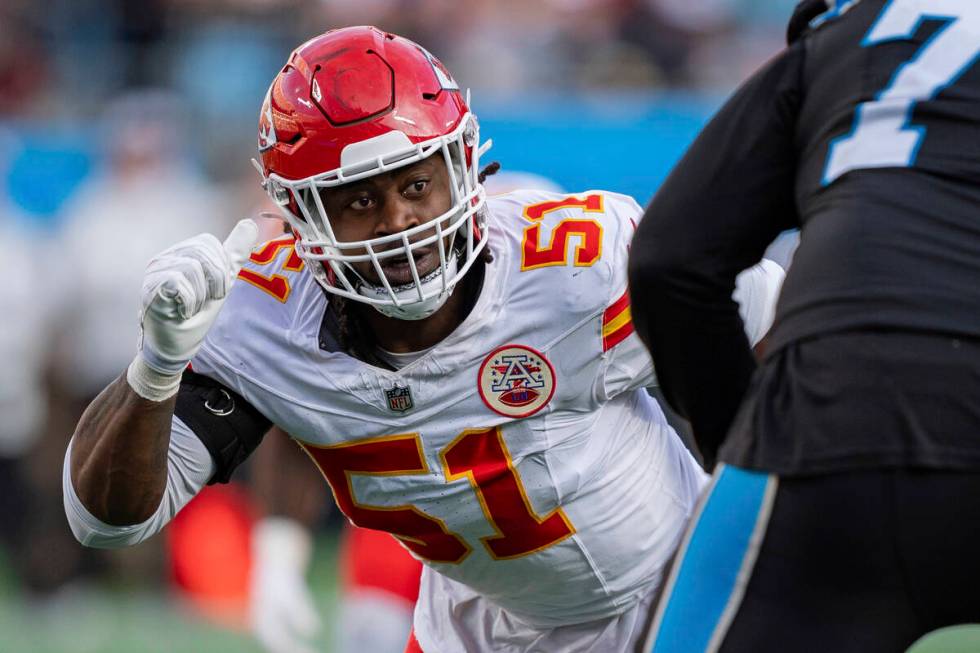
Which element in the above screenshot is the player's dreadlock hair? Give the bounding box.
[332,161,501,361]
[479,161,501,185]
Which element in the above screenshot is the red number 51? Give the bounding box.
[521,194,604,270]
[299,426,575,564]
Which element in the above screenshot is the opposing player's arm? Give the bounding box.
[596,192,785,402]
[64,220,261,543]
[627,43,804,468]
[599,257,784,402]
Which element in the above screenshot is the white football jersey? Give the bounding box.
[192,189,772,629]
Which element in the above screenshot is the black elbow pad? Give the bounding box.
[175,370,272,484]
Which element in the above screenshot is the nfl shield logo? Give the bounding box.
[385,386,414,413]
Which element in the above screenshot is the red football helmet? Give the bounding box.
[254,26,491,320]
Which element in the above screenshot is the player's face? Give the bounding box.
[320,157,453,287]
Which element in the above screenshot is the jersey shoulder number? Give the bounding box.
[489,189,641,274]
[519,193,606,271]
[823,1,980,184]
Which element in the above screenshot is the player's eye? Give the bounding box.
[348,196,375,211]
[404,179,429,197]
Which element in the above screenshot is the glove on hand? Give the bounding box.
[128,219,258,400]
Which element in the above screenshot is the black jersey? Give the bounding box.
[783,0,980,351]
[628,0,980,469]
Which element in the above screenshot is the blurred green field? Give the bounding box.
[5,526,979,652]
[0,534,341,653]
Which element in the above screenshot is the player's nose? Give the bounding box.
[375,195,420,237]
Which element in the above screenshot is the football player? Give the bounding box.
[249,171,569,653]
[630,1,980,651]
[64,26,783,652]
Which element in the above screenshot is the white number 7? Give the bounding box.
[823,1,980,185]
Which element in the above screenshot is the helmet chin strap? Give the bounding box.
[357,254,460,321]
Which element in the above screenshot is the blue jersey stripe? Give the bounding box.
[650,465,774,653]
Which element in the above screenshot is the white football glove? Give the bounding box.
[250,517,322,653]
[127,219,258,401]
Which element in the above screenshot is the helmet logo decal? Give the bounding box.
[417,46,459,91]
[258,87,277,152]
[311,78,323,102]
[478,345,556,418]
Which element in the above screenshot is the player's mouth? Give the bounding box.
[378,248,438,286]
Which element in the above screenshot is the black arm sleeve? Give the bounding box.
[627,44,804,469]
[174,370,272,484]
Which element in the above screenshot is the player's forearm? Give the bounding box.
[69,372,177,525]
[629,259,757,469]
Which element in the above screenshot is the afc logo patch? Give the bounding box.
[385,385,414,413]
[478,344,556,418]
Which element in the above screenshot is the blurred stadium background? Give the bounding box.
[0,0,796,650]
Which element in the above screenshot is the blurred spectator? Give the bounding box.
[14,90,234,596]
[0,6,51,117]
[4,0,801,128]
[53,89,231,402]
[167,0,303,181]
[0,89,235,600]
[0,149,59,590]
[0,193,54,460]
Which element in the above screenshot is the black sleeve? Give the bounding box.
[627,44,804,470]
[174,369,273,484]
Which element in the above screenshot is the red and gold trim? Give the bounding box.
[602,288,633,351]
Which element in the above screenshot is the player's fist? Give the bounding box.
[128,219,257,400]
